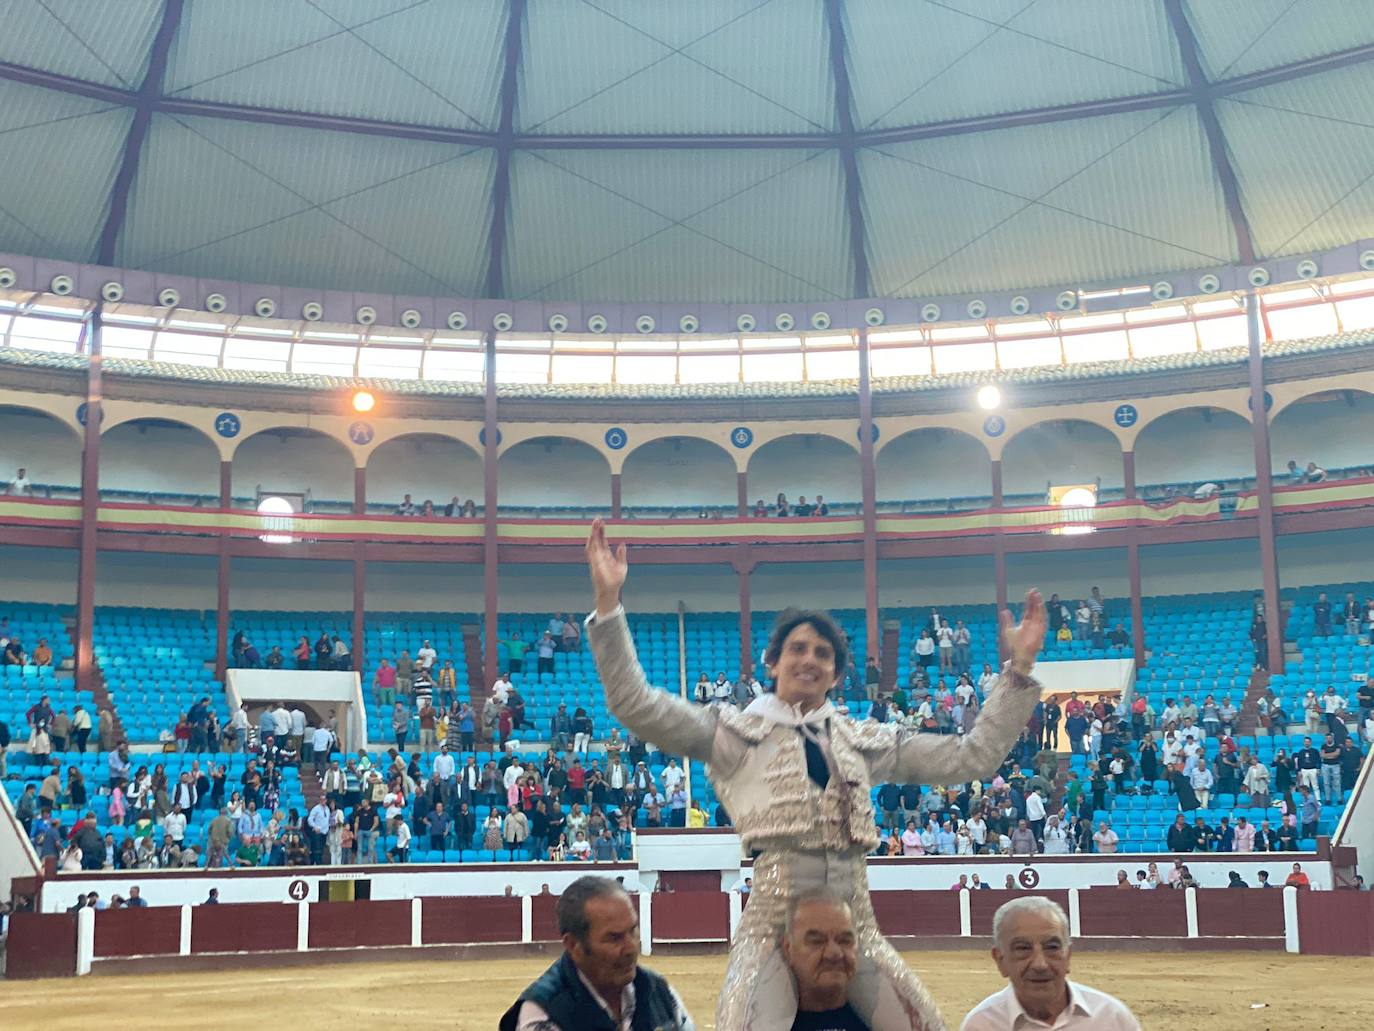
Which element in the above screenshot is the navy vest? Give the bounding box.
[498,952,685,1031]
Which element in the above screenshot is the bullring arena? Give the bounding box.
[1,2,1374,1028]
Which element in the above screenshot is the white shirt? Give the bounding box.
[661,765,684,793]
[492,679,512,704]
[961,980,1140,1031]
[271,707,291,736]
[417,646,437,670]
[230,709,248,730]
[1026,793,1046,821]
[1321,693,1346,714]
[8,473,31,496]
[162,812,187,841]
[515,966,694,1031]
[312,726,333,752]
[289,709,306,736]
[503,763,525,790]
[433,753,456,781]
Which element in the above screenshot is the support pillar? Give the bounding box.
[991,460,1007,663]
[737,470,748,518]
[75,314,102,695]
[735,552,754,676]
[482,333,500,682]
[610,472,621,519]
[1122,451,1137,500]
[1246,292,1284,673]
[353,468,366,673]
[214,460,232,680]
[1128,541,1145,667]
[857,329,879,660]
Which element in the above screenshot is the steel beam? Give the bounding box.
[484,0,527,299]
[1163,0,1257,263]
[824,0,869,297]
[94,0,184,266]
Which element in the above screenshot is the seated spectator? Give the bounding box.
[1285,862,1311,889]
[1305,462,1328,483]
[31,638,52,667]
[812,494,829,516]
[7,467,32,496]
[794,495,814,517]
[961,897,1141,1030]
[753,498,768,518]
[397,494,416,516]
[461,499,478,517]
[775,492,790,517]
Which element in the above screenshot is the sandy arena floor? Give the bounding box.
[0,949,1368,1029]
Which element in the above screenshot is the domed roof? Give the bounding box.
[1,0,1372,304]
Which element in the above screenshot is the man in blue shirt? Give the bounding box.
[236,801,264,843]
[125,886,148,908]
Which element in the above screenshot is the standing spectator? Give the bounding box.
[1232,816,1256,853]
[1320,733,1344,802]
[952,621,972,676]
[416,639,437,675]
[1319,686,1348,738]
[1243,755,1270,808]
[503,806,529,859]
[1294,736,1322,798]
[1313,592,1332,637]
[561,615,581,653]
[1092,821,1119,854]
[7,467,32,495]
[314,632,333,670]
[1250,615,1268,671]
[504,632,528,674]
[536,632,557,676]
[391,701,410,751]
[1341,737,1364,793]
[1344,592,1362,636]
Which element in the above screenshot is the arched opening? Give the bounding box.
[365,433,483,516]
[498,436,611,513]
[876,427,991,512]
[1270,390,1374,483]
[231,428,354,512]
[746,434,861,513]
[621,437,736,515]
[1134,407,1253,497]
[0,405,82,496]
[101,417,220,503]
[1001,420,1123,506]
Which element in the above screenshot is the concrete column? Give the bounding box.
[1245,292,1284,673]
[75,314,102,694]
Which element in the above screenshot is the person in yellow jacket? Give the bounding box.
[687,798,708,828]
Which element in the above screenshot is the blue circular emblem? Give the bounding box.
[604,427,628,450]
[730,427,754,449]
[348,421,374,445]
[856,424,880,443]
[479,427,503,446]
[214,412,241,438]
[983,415,1006,437]
[76,402,104,426]
[1247,391,1274,412]
[1113,404,1138,428]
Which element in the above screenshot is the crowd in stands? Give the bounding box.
[752,492,832,518]
[230,629,352,671]
[396,494,478,518]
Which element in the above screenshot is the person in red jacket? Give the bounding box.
[1285,862,1312,889]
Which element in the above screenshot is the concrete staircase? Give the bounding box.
[63,614,127,745]
[462,622,490,741]
[298,762,326,809]
[880,620,900,694]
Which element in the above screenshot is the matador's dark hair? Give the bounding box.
[762,608,848,689]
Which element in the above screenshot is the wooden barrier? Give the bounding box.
[870,890,962,937]
[1195,889,1285,938]
[420,895,523,944]
[649,890,730,942]
[94,906,181,957]
[5,912,77,978]
[191,901,298,954]
[1078,887,1188,937]
[530,893,560,942]
[969,890,1070,936]
[1296,891,1374,956]
[307,899,411,949]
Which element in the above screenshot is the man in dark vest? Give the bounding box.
[500,875,693,1031]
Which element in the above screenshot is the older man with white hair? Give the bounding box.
[961,897,1140,1030]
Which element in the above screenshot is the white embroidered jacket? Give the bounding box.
[586,608,1040,854]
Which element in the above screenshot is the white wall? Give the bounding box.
[746,435,862,507]
[0,546,77,604]
[96,551,216,609]
[621,438,736,509]
[1002,420,1123,496]
[877,429,992,503]
[228,557,353,612]
[499,438,610,508]
[101,421,219,496]
[365,435,482,507]
[0,408,81,488]
[878,556,996,608]
[1271,394,1374,474]
[231,431,355,504]
[1134,409,1253,487]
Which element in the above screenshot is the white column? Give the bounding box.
[1283,885,1300,953]
[296,900,309,951]
[639,888,653,956]
[179,904,192,956]
[521,894,533,943]
[411,897,423,947]
[75,906,95,976]
[958,888,972,937]
[1067,889,1081,938]
[728,889,743,940]
[1184,886,1199,938]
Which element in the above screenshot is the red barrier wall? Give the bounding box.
[969,890,1070,936]
[192,902,298,954]
[422,896,523,944]
[651,890,730,941]
[1078,888,1187,938]
[1297,891,1374,955]
[94,907,181,957]
[870,890,962,937]
[1195,889,1285,937]
[307,899,411,949]
[6,912,76,978]
[530,893,560,942]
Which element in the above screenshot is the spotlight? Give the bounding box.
[352,390,375,413]
[976,385,1002,410]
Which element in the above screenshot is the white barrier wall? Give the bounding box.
[0,782,41,901]
[226,669,367,753]
[1033,658,1136,700]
